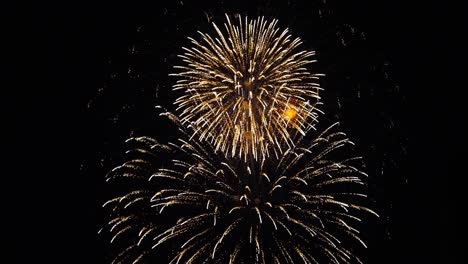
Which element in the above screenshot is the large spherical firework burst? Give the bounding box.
[101,114,376,263]
[172,15,322,161]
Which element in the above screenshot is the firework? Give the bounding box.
[101,113,376,263]
[171,15,322,161]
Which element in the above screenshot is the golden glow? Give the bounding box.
[244,131,253,140]
[171,14,322,161]
[283,108,297,120]
[243,79,253,89]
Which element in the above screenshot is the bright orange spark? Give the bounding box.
[283,108,297,120]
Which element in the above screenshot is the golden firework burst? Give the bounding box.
[172,15,323,161]
[102,115,377,263]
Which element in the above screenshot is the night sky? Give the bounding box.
[10,0,459,263]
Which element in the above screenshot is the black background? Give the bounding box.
[10,0,459,263]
